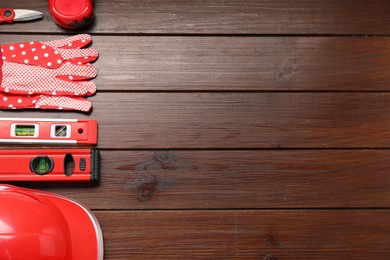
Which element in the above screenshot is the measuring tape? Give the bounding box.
[0,149,99,182]
[0,118,97,145]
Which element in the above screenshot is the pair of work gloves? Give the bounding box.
[0,34,98,112]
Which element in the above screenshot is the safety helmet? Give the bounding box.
[0,184,103,259]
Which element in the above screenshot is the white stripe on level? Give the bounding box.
[0,118,78,122]
[0,139,77,144]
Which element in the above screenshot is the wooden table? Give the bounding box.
[2,1,390,259]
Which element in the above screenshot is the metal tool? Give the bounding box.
[0,8,43,24]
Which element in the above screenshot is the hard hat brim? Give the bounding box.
[39,192,104,260]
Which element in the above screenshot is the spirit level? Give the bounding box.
[0,149,100,182]
[0,118,97,145]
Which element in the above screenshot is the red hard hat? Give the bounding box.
[0,185,103,259]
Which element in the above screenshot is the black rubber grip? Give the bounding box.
[90,149,100,181]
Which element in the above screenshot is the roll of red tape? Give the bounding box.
[48,0,94,29]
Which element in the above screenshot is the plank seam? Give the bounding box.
[91,208,390,212]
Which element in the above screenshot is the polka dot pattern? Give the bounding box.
[2,61,97,96]
[36,96,92,112]
[44,34,92,49]
[59,48,99,64]
[0,34,98,112]
[0,93,92,112]
[42,34,98,64]
[1,41,63,68]
[1,34,98,68]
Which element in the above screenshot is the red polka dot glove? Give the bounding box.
[1,61,96,96]
[1,34,98,68]
[0,34,98,112]
[0,93,92,111]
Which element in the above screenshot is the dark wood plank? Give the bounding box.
[3,35,390,91]
[29,150,390,209]
[92,92,390,148]
[3,92,390,148]
[95,210,390,259]
[3,92,388,149]
[3,0,390,34]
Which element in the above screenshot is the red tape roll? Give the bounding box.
[48,0,94,29]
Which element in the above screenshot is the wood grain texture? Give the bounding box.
[3,35,390,91]
[0,92,385,149]
[95,210,390,259]
[94,92,390,148]
[2,1,390,259]
[3,0,390,34]
[24,150,390,209]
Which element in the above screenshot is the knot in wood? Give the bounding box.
[135,175,159,201]
[153,151,177,170]
[264,253,278,260]
[266,234,278,246]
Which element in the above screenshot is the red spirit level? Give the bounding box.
[0,149,100,182]
[0,118,97,145]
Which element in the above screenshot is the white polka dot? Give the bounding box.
[57,59,62,64]
[32,100,37,104]
[31,48,36,52]
[74,92,79,96]
[2,57,6,60]
[3,97,8,101]
[12,54,16,58]
[11,107,16,110]
[52,91,56,95]
[77,62,82,65]
[29,92,33,95]
[17,99,22,103]
[82,39,86,43]
[58,107,63,110]
[84,56,88,59]
[0,48,3,52]
[69,76,74,80]
[21,51,26,55]
[4,88,9,93]
[34,56,38,60]
[47,62,52,66]
[8,104,13,108]
[35,104,40,108]
[68,43,73,47]
[19,44,24,48]
[42,45,46,49]
[54,51,59,55]
[30,42,34,45]
[44,53,49,58]
[9,46,14,50]
[24,59,29,64]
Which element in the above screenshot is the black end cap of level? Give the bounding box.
[90,149,100,181]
